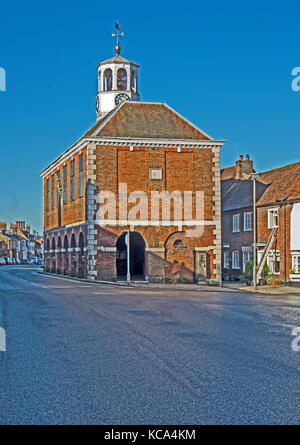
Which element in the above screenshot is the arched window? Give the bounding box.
[117,69,127,91]
[131,70,137,93]
[173,239,184,249]
[46,239,50,251]
[79,232,84,250]
[71,234,76,248]
[57,236,62,248]
[64,235,68,250]
[103,69,112,92]
[51,238,56,251]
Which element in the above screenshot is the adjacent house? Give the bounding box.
[221,156,300,284]
[0,221,43,260]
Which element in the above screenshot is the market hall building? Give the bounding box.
[41,35,225,284]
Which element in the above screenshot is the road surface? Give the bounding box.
[0,266,299,424]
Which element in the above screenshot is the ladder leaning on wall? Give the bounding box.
[256,227,278,283]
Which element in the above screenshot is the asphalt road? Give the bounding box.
[0,266,299,425]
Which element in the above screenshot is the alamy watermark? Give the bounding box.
[291,67,300,92]
[292,327,300,352]
[0,67,6,92]
[96,184,206,237]
[0,327,6,351]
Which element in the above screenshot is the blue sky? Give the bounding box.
[0,0,299,232]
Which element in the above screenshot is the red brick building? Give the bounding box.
[221,156,300,284]
[41,49,224,283]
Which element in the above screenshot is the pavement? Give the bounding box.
[0,265,299,425]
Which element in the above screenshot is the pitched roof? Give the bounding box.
[0,233,9,243]
[97,55,139,67]
[221,166,236,180]
[221,161,300,210]
[257,161,300,205]
[87,102,212,140]
[222,179,267,211]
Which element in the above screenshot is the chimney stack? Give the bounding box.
[10,223,17,234]
[235,154,254,180]
[16,221,25,231]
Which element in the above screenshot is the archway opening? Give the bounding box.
[103,69,112,91]
[78,233,85,278]
[117,68,127,91]
[116,232,145,280]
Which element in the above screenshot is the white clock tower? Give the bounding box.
[96,22,140,120]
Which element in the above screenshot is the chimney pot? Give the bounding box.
[246,154,250,160]
[239,155,243,160]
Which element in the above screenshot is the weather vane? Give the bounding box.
[112,21,124,56]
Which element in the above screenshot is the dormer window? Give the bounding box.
[103,69,112,91]
[117,69,127,91]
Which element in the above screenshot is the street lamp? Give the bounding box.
[249,172,261,290]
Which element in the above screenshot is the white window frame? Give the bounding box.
[232,251,240,269]
[242,249,253,272]
[267,250,280,274]
[268,208,279,229]
[244,212,253,231]
[292,255,300,274]
[223,251,229,269]
[232,214,240,233]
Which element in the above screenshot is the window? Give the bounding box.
[63,165,68,204]
[56,171,61,206]
[232,251,240,269]
[242,251,253,272]
[51,175,55,210]
[232,214,240,232]
[46,179,49,211]
[292,255,300,273]
[71,160,75,201]
[268,252,280,274]
[268,208,278,228]
[103,69,112,91]
[117,68,127,91]
[173,239,184,249]
[79,154,84,198]
[223,251,229,269]
[131,70,137,92]
[244,212,253,231]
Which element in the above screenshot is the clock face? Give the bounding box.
[96,96,100,112]
[115,93,130,106]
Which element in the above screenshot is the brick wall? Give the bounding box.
[43,148,87,232]
[222,207,254,278]
[257,203,292,282]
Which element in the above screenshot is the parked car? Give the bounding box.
[0,257,6,265]
[37,258,44,266]
[21,259,29,265]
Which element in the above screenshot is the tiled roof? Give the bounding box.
[86,102,211,140]
[222,179,267,211]
[221,161,300,210]
[0,233,9,243]
[257,161,300,205]
[221,166,236,180]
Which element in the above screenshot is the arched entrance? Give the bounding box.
[116,232,146,281]
[78,233,85,278]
